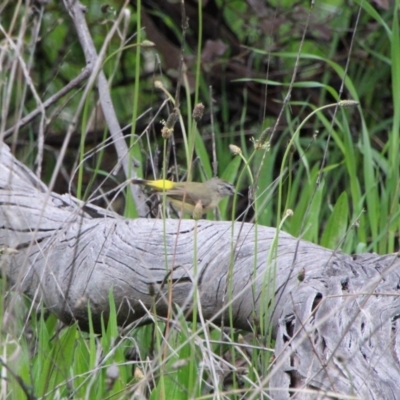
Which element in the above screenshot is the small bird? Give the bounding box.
[131,177,236,216]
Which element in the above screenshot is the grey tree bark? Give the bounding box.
[1,143,399,399]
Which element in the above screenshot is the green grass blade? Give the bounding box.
[320,191,349,249]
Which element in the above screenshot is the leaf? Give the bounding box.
[321,191,349,250]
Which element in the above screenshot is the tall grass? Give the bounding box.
[0,0,399,399]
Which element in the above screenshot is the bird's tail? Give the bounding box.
[130,179,176,191]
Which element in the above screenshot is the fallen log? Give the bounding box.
[1,143,399,399]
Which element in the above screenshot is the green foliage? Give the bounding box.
[1,0,399,398]
[320,191,349,250]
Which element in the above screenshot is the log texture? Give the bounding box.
[1,143,399,399]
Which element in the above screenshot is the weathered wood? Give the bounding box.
[1,143,399,399]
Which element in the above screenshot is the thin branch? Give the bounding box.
[62,0,148,216]
[2,67,91,139]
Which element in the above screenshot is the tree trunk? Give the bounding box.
[1,143,399,399]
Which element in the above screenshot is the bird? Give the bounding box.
[131,177,237,216]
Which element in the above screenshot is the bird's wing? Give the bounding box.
[165,188,212,208]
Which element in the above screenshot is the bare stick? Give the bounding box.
[2,67,91,139]
[63,0,148,216]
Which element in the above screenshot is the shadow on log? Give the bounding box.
[1,143,399,399]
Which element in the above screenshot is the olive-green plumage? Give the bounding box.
[131,177,236,215]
